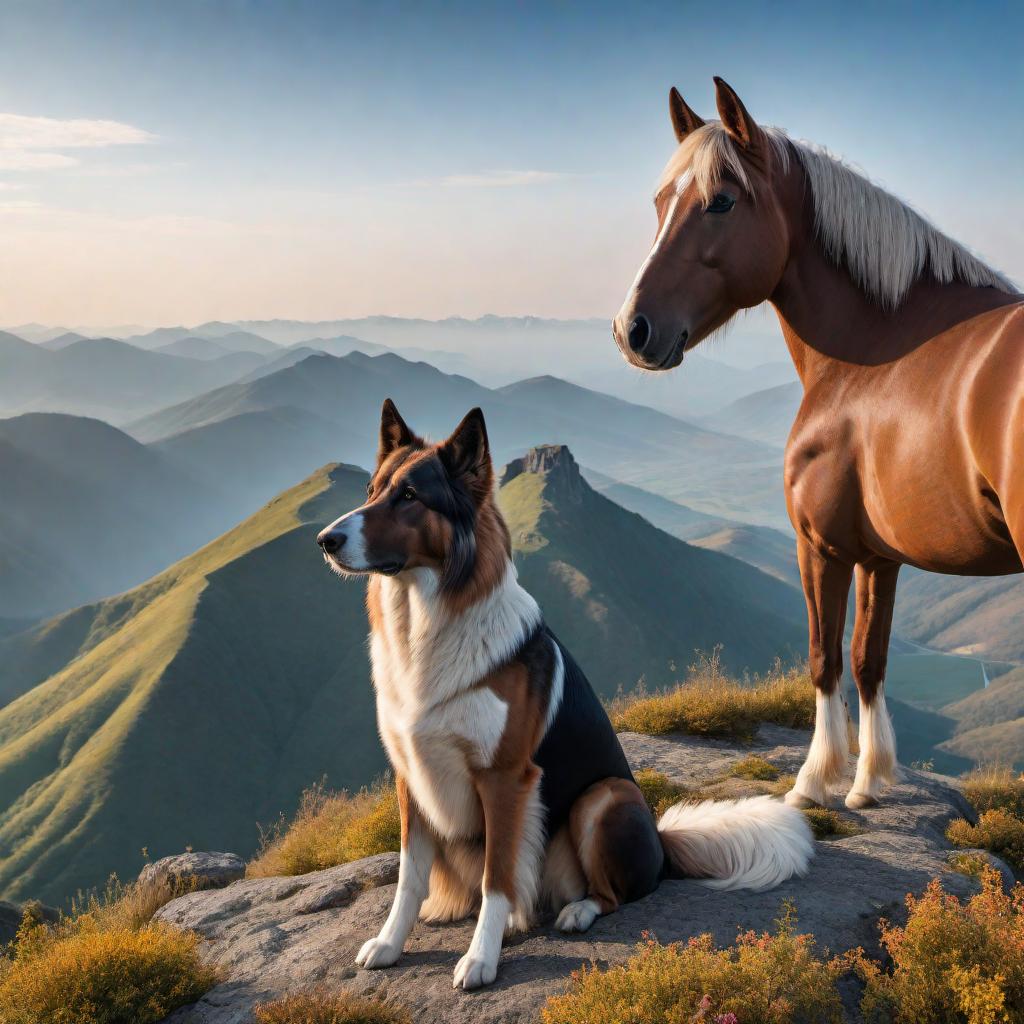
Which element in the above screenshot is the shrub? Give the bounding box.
[802,807,861,841]
[845,868,1024,1024]
[68,873,202,934]
[253,989,412,1024]
[729,755,781,781]
[949,852,991,879]
[0,914,219,1024]
[634,769,693,817]
[541,908,843,1024]
[609,653,813,741]
[948,809,1024,872]
[962,765,1024,817]
[248,779,401,877]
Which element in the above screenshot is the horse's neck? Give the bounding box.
[769,212,1017,388]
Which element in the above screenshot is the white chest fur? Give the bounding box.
[370,564,541,840]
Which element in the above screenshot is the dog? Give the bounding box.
[316,400,813,990]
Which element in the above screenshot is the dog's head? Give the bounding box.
[317,400,503,593]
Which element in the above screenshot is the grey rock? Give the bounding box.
[140,851,245,891]
[158,727,983,1024]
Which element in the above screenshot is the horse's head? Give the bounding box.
[613,78,791,370]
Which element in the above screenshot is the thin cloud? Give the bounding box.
[0,112,156,174]
[438,169,570,188]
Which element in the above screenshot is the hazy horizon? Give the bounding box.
[1,1,1021,327]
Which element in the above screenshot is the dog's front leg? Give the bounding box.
[357,778,435,969]
[454,765,539,990]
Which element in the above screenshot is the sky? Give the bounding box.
[0,0,1021,329]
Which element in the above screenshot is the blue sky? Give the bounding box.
[0,0,1020,326]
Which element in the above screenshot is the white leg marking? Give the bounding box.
[555,897,601,933]
[453,890,510,990]
[786,688,849,807]
[847,692,896,808]
[356,818,435,969]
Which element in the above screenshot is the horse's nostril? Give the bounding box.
[627,315,651,353]
[679,329,689,348]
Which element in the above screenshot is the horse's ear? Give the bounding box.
[669,87,705,143]
[379,398,420,461]
[439,407,492,494]
[713,77,761,150]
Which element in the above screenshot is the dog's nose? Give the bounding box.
[317,528,345,554]
[627,314,652,353]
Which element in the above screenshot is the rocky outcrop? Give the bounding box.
[140,852,246,892]
[500,444,585,503]
[157,726,993,1024]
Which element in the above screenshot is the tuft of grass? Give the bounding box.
[542,905,843,1024]
[947,809,1024,873]
[0,909,219,1024]
[253,989,412,1024]
[728,755,781,782]
[633,769,693,818]
[949,852,990,879]
[609,653,814,742]
[844,868,1024,1024]
[802,808,861,841]
[962,764,1024,817]
[248,779,401,878]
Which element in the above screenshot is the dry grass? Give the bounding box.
[728,755,781,782]
[248,779,401,878]
[0,897,219,1024]
[802,808,861,841]
[253,989,412,1024]
[633,769,694,817]
[609,653,813,742]
[949,852,991,879]
[947,809,1024,873]
[962,764,1024,817]
[844,868,1024,1023]
[541,906,843,1024]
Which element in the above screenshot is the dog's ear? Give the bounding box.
[378,398,421,462]
[439,407,492,495]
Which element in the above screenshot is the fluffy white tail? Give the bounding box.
[657,795,814,891]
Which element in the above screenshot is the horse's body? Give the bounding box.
[614,78,1023,809]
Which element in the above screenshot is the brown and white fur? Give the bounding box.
[316,401,814,990]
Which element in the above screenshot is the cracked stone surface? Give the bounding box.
[157,726,990,1024]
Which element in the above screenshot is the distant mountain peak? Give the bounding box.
[501,444,584,503]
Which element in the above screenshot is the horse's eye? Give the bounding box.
[401,487,416,502]
[707,193,736,214]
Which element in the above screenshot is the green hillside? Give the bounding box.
[499,445,807,691]
[0,464,379,906]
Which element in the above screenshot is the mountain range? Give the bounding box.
[0,445,805,905]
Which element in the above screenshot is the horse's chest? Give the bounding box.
[373,666,510,841]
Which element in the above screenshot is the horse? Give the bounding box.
[613,77,1022,810]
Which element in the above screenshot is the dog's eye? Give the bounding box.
[706,192,736,214]
[401,487,416,502]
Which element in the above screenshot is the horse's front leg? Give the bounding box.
[846,560,900,808]
[357,776,435,969]
[453,765,541,990]
[785,538,854,809]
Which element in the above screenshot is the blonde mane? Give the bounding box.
[660,123,1016,311]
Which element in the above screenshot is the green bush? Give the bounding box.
[633,769,694,817]
[802,807,861,840]
[542,907,843,1024]
[729,755,781,781]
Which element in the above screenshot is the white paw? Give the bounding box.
[453,951,498,990]
[555,898,600,933]
[356,935,401,969]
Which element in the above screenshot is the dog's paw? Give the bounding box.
[356,935,401,969]
[555,898,600,932]
[453,952,497,990]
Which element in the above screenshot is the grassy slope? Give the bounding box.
[0,464,379,905]
[498,449,807,694]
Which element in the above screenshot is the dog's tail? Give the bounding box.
[657,795,814,891]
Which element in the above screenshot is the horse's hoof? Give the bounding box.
[784,789,821,809]
[845,791,879,810]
